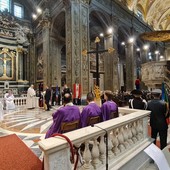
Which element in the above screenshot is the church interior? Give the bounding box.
[0,0,170,170]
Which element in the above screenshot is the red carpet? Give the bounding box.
[0,134,43,170]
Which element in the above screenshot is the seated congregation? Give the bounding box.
[45,87,169,151]
[45,90,119,138]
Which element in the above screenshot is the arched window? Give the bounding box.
[14,3,23,18]
[0,0,10,12]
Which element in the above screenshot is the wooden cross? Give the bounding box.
[82,37,114,87]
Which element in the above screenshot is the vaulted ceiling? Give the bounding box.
[26,0,170,31]
[119,0,170,30]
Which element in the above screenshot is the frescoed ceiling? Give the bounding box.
[119,0,170,30]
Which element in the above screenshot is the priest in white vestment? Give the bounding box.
[26,84,36,109]
[4,90,15,110]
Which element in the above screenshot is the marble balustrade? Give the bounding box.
[38,108,151,170]
[14,97,39,108]
[13,97,27,107]
[0,96,39,109]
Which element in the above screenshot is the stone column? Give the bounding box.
[50,38,63,87]
[17,48,23,80]
[41,8,51,88]
[65,0,89,94]
[118,62,124,89]
[28,36,36,84]
[23,51,27,81]
[165,43,170,60]
[113,31,119,92]
[125,43,135,91]
[104,33,119,92]
[15,49,19,81]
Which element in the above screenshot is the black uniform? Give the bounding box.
[147,99,168,149]
[45,88,51,111]
[129,97,147,110]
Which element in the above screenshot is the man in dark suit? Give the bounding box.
[147,89,168,150]
[45,85,51,111]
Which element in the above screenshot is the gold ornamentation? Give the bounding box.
[2,48,9,53]
[82,49,87,56]
[17,48,23,52]
[140,31,170,42]
[95,37,100,43]
[108,47,115,53]
[94,85,100,100]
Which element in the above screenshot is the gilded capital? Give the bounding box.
[16,47,23,53]
[2,48,9,53]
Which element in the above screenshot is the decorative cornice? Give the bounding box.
[140,31,170,42]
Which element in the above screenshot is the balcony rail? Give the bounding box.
[38,108,151,170]
[0,96,39,109]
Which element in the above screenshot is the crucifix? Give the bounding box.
[82,37,114,87]
[0,48,14,78]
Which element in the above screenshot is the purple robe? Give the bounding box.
[80,102,101,128]
[45,105,80,138]
[101,101,118,121]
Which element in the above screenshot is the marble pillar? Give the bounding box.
[104,35,119,92]
[118,62,124,89]
[28,37,36,84]
[23,51,27,81]
[141,49,148,63]
[15,49,19,81]
[41,15,51,88]
[17,49,23,80]
[165,43,170,60]
[125,43,135,91]
[65,0,89,94]
[50,38,63,88]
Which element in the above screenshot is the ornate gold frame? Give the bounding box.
[0,48,15,80]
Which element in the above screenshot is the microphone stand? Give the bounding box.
[91,124,108,170]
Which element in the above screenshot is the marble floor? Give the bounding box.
[0,106,58,160]
[0,105,84,160]
[0,106,169,169]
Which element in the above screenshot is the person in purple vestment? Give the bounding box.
[80,92,101,128]
[101,90,119,121]
[45,93,80,138]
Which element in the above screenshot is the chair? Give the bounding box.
[61,120,79,133]
[87,116,101,126]
[110,111,119,119]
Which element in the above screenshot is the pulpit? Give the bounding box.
[141,61,169,89]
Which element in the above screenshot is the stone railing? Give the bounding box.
[14,97,39,108]
[0,96,39,109]
[38,108,152,170]
[14,97,27,107]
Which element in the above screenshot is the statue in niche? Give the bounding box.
[42,8,50,20]
[15,26,31,45]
